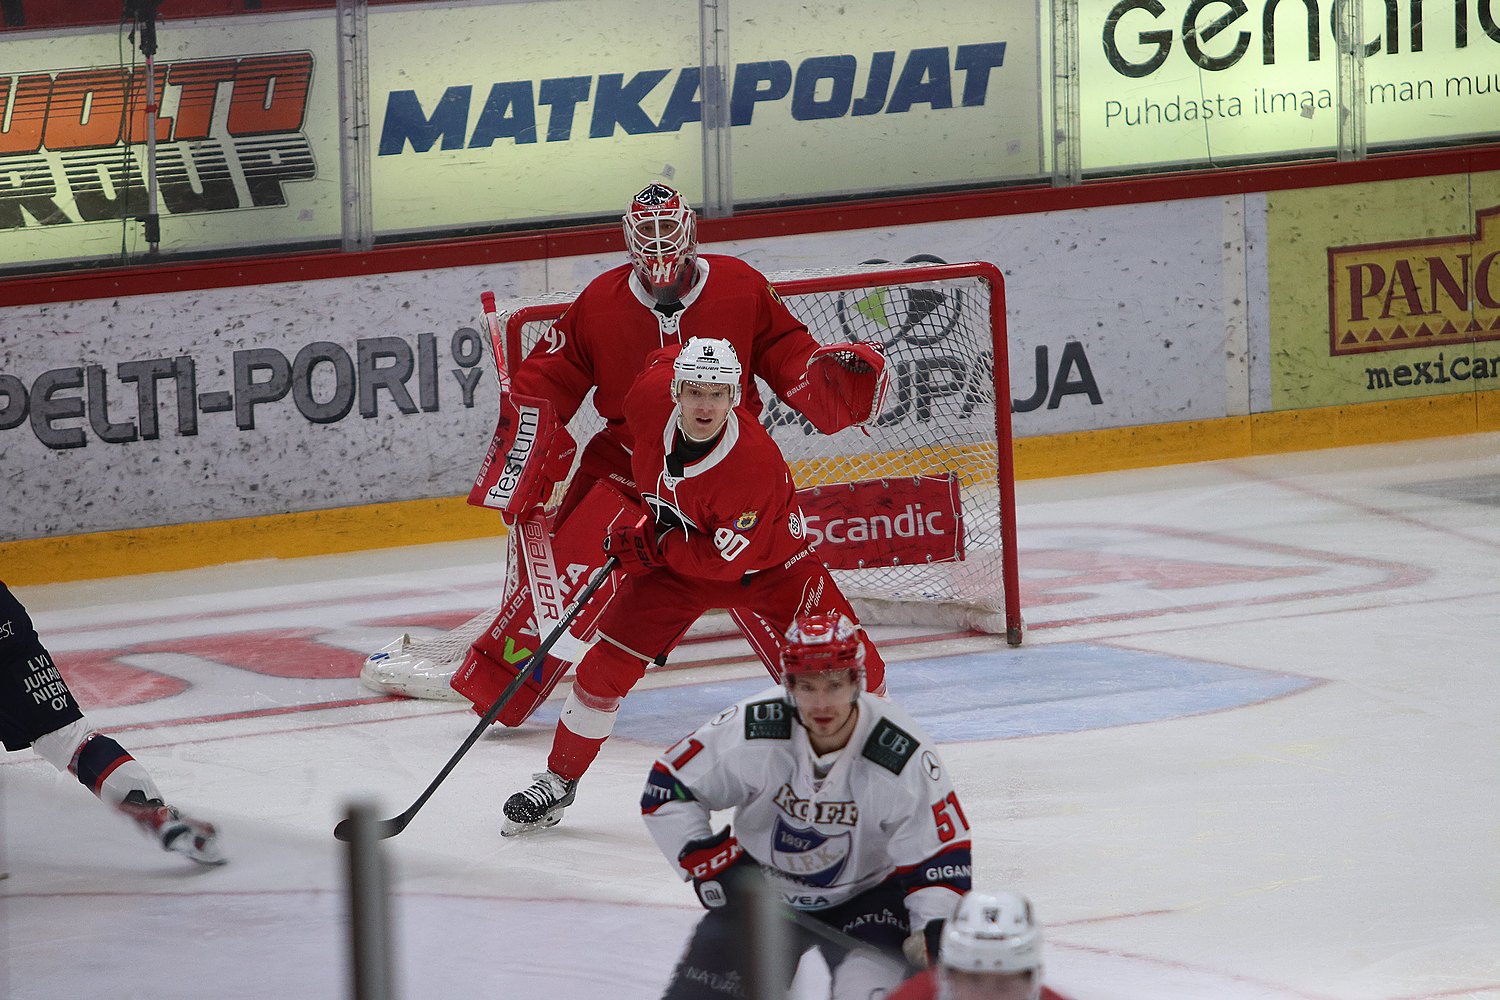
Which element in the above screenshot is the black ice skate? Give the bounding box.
[501,770,577,836]
[118,789,227,866]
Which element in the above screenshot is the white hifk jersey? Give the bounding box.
[641,687,972,928]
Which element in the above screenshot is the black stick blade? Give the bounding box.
[333,814,405,842]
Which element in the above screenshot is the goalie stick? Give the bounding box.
[333,556,620,843]
[482,289,566,646]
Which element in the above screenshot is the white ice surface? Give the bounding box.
[4,433,1500,1000]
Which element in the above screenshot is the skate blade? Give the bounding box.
[500,811,565,838]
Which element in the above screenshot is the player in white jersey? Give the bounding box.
[642,612,971,999]
[0,581,225,866]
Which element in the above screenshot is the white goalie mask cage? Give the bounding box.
[623,182,697,292]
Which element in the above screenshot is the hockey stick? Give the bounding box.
[333,555,620,843]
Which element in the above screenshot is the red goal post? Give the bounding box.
[505,260,1023,644]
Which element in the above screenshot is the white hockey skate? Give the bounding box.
[118,790,227,866]
[359,633,467,702]
[501,770,577,837]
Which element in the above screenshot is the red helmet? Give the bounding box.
[623,182,697,300]
[781,612,866,680]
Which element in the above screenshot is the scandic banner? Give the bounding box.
[795,474,965,570]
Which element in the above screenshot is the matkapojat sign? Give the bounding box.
[366,0,1044,231]
[1,0,1046,267]
[1082,0,1500,171]
[0,11,341,268]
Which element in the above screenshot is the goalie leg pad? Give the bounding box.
[451,481,640,725]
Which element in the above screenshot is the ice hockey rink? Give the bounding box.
[3,432,1498,1000]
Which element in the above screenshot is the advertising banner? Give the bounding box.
[1265,170,1500,408]
[3,197,1239,540]
[0,11,341,271]
[1081,0,1500,173]
[368,0,1045,234]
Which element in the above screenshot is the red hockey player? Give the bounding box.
[499,338,887,836]
[386,181,888,715]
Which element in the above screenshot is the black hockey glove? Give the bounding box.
[678,827,747,909]
[604,516,663,576]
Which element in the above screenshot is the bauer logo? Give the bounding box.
[0,53,318,231]
[1328,204,1500,357]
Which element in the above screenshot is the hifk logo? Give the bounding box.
[0,52,318,230]
[769,815,851,887]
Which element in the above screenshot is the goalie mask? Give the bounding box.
[939,891,1044,1000]
[673,337,742,405]
[780,612,865,697]
[624,182,697,302]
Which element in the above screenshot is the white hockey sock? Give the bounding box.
[558,685,620,740]
[33,717,164,806]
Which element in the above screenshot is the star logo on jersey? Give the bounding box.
[770,815,851,888]
[734,510,759,531]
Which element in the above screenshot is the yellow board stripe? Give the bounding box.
[5,391,1496,586]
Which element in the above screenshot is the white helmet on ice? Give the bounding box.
[672,337,742,405]
[939,892,1043,1000]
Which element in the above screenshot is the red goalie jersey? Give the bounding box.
[512,255,832,458]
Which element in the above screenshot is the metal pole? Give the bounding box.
[336,0,374,251]
[698,0,732,218]
[344,801,396,1000]
[127,0,163,252]
[738,870,793,1000]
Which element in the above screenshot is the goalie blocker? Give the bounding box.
[469,391,577,518]
[451,481,637,725]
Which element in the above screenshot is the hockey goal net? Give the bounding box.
[363,261,1021,699]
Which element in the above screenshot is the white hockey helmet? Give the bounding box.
[624,182,697,299]
[940,892,1043,1000]
[673,337,742,405]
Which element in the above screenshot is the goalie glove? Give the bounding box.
[793,341,890,434]
[467,392,576,517]
[603,515,662,575]
[678,827,746,909]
